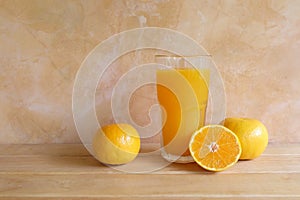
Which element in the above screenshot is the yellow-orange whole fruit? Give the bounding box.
[223,118,268,160]
[92,124,140,165]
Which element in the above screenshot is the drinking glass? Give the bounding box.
[156,55,211,163]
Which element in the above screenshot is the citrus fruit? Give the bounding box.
[92,123,140,165]
[223,118,268,160]
[189,125,242,171]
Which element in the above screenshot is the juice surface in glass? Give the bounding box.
[157,68,210,162]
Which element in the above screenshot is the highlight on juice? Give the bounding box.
[156,55,210,163]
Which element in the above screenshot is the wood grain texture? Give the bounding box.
[0,174,299,198]
[1,143,300,156]
[1,154,300,175]
[0,144,299,199]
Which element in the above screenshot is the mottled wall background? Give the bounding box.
[0,0,299,144]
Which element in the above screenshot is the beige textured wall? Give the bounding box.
[0,0,299,144]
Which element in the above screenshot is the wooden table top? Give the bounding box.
[0,144,299,199]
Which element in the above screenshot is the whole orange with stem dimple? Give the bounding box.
[92,123,140,165]
[223,118,268,160]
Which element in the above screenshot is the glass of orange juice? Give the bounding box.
[156,55,211,163]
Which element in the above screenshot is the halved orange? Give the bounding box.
[189,125,241,171]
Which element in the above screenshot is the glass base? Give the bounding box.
[160,148,195,163]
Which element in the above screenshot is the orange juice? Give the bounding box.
[157,68,209,162]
